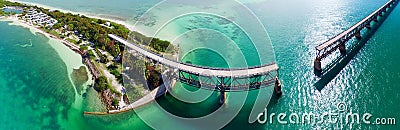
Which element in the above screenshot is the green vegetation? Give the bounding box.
[107,63,122,83]
[149,38,171,53]
[129,31,172,53]
[0,1,23,16]
[109,85,122,97]
[79,45,88,51]
[66,38,77,45]
[112,98,119,106]
[123,52,147,85]
[0,0,26,7]
[145,65,163,90]
[3,1,172,54]
[87,50,95,59]
[2,1,173,104]
[0,9,16,16]
[33,8,128,57]
[0,1,22,16]
[94,76,121,96]
[125,84,144,102]
[94,76,110,92]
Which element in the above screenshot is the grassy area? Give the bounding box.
[94,76,121,97]
[49,30,61,38]
[87,50,96,59]
[107,63,123,84]
[125,84,145,102]
[66,38,77,45]
[92,60,121,96]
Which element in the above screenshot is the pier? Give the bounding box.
[314,0,398,72]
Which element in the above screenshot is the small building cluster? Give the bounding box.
[100,21,113,29]
[22,8,57,27]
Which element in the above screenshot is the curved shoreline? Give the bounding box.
[7,0,142,33]
[2,1,169,113]
[1,16,93,109]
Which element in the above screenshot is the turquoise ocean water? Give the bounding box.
[0,21,76,129]
[1,0,400,129]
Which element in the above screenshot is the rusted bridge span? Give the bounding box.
[314,0,398,72]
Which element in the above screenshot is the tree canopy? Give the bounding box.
[94,76,110,92]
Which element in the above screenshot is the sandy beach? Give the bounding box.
[3,0,151,107]
[1,1,164,111]
[1,16,93,107]
[7,0,141,33]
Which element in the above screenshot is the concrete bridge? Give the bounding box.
[109,34,281,104]
[109,34,279,90]
[314,0,398,72]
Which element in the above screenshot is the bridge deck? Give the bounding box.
[109,34,278,78]
[316,0,395,51]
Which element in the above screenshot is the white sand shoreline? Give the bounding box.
[2,1,155,110]
[1,16,93,104]
[7,0,142,33]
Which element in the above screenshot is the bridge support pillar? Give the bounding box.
[219,88,226,105]
[366,23,371,29]
[314,58,322,72]
[355,32,361,39]
[339,43,346,55]
[374,17,378,22]
[274,78,282,97]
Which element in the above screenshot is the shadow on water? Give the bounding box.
[155,85,221,118]
[266,93,280,109]
[314,5,397,91]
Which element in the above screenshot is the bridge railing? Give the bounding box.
[314,0,398,72]
[316,0,396,54]
[110,34,278,71]
[109,34,280,91]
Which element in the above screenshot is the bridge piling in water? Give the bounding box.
[219,87,226,105]
[366,23,371,29]
[314,58,322,71]
[314,0,398,74]
[339,43,346,54]
[355,32,362,39]
[274,78,282,97]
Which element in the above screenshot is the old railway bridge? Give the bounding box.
[314,0,398,72]
[108,34,281,104]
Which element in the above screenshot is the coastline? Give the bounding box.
[2,1,178,113]
[7,0,142,33]
[0,16,93,107]
[2,16,84,71]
